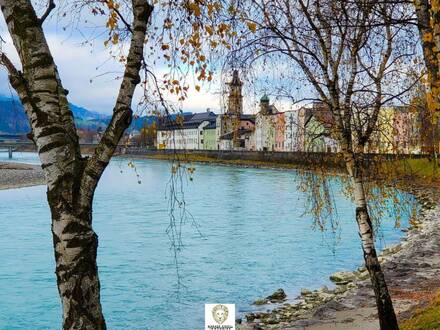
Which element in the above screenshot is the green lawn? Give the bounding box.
[381,157,440,183]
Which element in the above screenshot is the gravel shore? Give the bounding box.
[0,162,45,190]
[239,184,440,330]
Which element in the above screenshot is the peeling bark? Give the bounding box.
[414,0,440,116]
[0,0,151,328]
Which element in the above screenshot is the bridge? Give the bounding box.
[0,134,130,159]
[0,134,32,159]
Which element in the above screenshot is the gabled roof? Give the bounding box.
[240,114,256,123]
[203,122,217,130]
[186,111,217,124]
[220,128,254,140]
[157,111,217,131]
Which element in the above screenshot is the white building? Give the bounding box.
[157,111,217,150]
[255,95,277,151]
[283,110,302,152]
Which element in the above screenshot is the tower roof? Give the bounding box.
[260,94,269,102]
[229,69,242,86]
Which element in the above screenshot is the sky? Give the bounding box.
[0,7,224,115]
[0,4,304,116]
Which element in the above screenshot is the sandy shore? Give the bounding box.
[238,184,440,330]
[0,162,45,190]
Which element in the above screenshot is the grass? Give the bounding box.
[400,292,440,330]
[391,158,440,183]
[131,152,440,183]
[127,152,310,170]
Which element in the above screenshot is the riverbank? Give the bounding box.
[3,153,440,328]
[237,184,440,329]
[0,162,44,190]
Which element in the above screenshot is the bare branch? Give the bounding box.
[38,0,55,25]
[79,0,153,206]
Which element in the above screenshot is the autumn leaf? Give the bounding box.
[247,21,257,33]
[112,33,119,45]
[195,85,201,91]
[188,2,201,17]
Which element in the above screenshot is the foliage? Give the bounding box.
[400,291,440,330]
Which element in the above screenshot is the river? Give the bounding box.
[0,152,412,329]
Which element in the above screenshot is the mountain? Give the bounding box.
[0,95,160,134]
[0,96,29,134]
[69,104,109,121]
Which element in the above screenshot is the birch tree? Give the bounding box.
[0,0,152,327]
[0,0,234,326]
[414,0,440,125]
[225,0,416,328]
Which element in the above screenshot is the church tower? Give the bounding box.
[226,70,243,116]
[259,94,270,115]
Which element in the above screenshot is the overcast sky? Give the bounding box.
[0,9,224,115]
[0,5,302,116]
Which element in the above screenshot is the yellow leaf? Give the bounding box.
[188,2,201,17]
[247,21,257,33]
[422,32,433,42]
[112,33,119,45]
[195,85,201,92]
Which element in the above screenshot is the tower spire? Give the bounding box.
[227,69,243,116]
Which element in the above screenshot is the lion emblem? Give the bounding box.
[212,304,229,324]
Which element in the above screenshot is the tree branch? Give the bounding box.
[79,0,153,207]
[38,0,55,25]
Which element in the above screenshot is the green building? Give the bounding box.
[203,122,217,150]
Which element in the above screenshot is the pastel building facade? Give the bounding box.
[283,110,302,152]
[157,112,216,150]
[255,95,278,151]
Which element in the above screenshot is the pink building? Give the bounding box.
[393,106,419,154]
[275,112,285,151]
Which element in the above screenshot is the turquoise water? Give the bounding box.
[0,152,410,329]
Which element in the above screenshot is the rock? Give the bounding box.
[357,266,366,272]
[301,288,312,296]
[357,271,370,281]
[313,300,347,318]
[334,284,348,294]
[330,271,356,284]
[318,285,331,293]
[266,288,287,302]
[325,299,349,311]
[390,244,402,253]
[264,317,279,324]
[316,292,335,303]
[252,298,268,305]
[252,288,287,306]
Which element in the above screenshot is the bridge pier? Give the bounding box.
[8,146,12,159]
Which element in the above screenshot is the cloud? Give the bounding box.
[0,30,223,114]
[0,24,295,116]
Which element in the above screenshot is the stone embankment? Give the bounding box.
[238,185,440,329]
[0,162,44,190]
